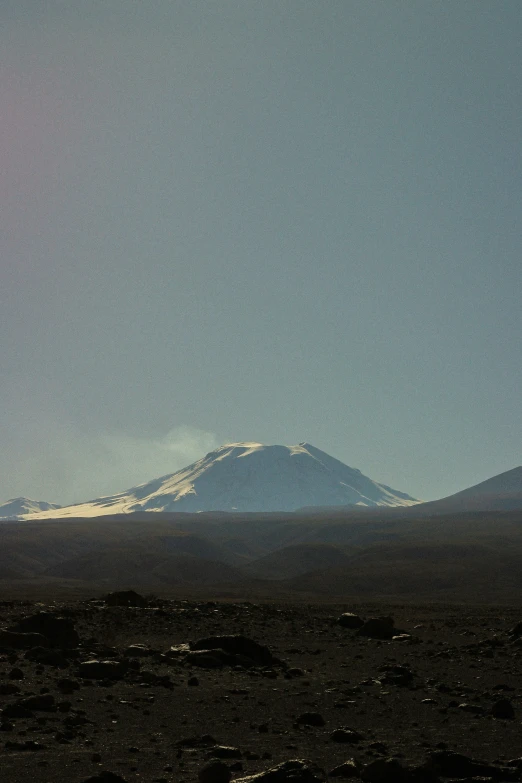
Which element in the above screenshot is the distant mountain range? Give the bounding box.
[1,444,520,521]
[1,447,521,602]
[4,442,419,519]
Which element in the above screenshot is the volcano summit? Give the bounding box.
[18,442,418,518]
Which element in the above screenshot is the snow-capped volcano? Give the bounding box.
[19,442,418,519]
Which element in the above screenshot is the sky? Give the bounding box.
[1,1,521,505]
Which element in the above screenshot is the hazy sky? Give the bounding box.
[1,1,521,505]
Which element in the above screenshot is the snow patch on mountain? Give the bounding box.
[0,497,62,520]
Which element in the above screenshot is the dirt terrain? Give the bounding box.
[2,594,522,783]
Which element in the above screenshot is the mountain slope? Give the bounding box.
[21,442,419,518]
[0,497,61,520]
[413,466,522,513]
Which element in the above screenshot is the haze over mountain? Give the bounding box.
[15,442,418,519]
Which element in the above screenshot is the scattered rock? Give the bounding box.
[337,613,364,629]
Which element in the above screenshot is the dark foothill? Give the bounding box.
[357,617,395,640]
[105,590,147,607]
[337,613,364,629]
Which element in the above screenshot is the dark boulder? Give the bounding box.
[357,617,395,640]
[337,613,364,629]
[190,635,277,666]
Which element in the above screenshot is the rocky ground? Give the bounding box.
[2,593,522,782]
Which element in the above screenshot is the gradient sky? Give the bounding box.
[1,1,521,505]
